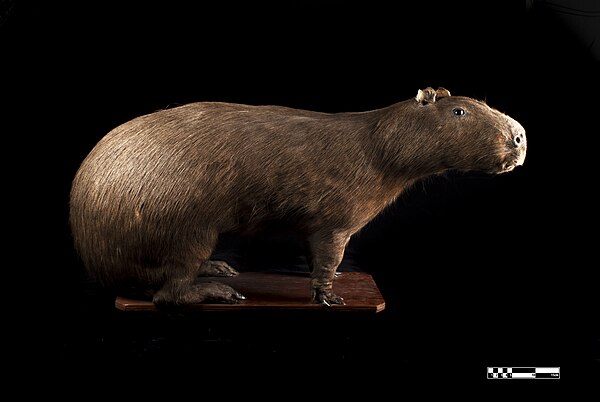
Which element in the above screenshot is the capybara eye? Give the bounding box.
[452,107,465,116]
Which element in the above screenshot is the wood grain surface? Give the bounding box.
[115,271,385,313]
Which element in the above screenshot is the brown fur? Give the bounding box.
[69,87,526,306]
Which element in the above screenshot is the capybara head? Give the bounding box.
[384,87,527,176]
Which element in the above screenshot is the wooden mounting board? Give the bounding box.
[115,271,385,313]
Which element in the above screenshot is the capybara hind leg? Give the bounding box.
[193,281,246,303]
[198,260,239,277]
[152,276,245,305]
[150,253,243,305]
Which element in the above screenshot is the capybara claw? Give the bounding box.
[313,289,345,306]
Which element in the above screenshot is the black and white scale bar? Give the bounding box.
[487,367,560,379]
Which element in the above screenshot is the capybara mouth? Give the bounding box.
[496,142,526,174]
[497,155,524,174]
[499,162,516,173]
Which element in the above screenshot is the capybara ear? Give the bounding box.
[415,87,437,105]
[436,87,451,99]
[416,87,451,105]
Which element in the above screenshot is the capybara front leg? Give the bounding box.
[307,230,351,306]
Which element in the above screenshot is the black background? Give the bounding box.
[3,0,598,395]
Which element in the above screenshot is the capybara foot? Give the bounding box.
[312,288,345,307]
[153,281,246,305]
[198,260,239,277]
[195,281,246,303]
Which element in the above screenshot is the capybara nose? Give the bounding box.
[513,130,526,148]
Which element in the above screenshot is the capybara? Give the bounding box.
[69,87,526,306]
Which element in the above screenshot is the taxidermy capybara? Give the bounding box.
[69,87,526,306]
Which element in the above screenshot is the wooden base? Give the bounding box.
[115,271,385,313]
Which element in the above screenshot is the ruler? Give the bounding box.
[487,367,560,379]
